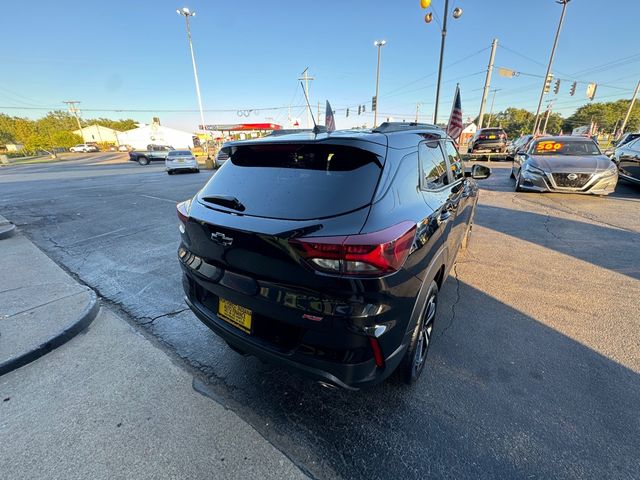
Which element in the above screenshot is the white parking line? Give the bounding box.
[140,194,178,203]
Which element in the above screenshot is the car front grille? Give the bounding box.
[552,173,592,188]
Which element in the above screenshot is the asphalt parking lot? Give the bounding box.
[1,153,639,479]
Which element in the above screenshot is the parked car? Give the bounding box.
[468,128,508,154]
[166,150,199,174]
[118,144,132,152]
[215,145,232,168]
[176,122,491,389]
[604,132,640,156]
[612,137,640,185]
[128,144,175,165]
[505,134,533,161]
[70,144,99,153]
[511,136,618,195]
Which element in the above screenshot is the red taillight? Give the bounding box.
[289,221,416,276]
[177,200,190,225]
[478,135,486,140]
[369,337,385,367]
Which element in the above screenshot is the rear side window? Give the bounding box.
[419,141,449,190]
[200,143,383,220]
[442,141,464,181]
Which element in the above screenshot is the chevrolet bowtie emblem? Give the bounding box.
[210,232,233,246]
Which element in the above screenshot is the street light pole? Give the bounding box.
[532,0,571,135]
[433,0,450,125]
[619,79,640,136]
[177,7,206,141]
[373,40,386,128]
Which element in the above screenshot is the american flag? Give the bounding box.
[446,84,463,141]
[325,100,336,132]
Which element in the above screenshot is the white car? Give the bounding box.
[70,144,99,153]
[166,150,199,174]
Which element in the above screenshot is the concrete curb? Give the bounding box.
[0,291,100,376]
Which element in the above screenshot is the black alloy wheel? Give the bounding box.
[399,280,438,385]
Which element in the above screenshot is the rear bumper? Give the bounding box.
[184,293,407,390]
[167,161,198,171]
[473,140,506,150]
[179,252,417,389]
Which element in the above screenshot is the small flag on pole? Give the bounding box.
[446,84,463,141]
[325,101,336,132]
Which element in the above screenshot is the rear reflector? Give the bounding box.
[369,337,385,368]
[290,221,416,277]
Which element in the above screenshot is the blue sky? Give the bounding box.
[1,0,639,131]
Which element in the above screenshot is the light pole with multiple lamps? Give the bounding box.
[177,6,208,158]
[373,40,386,128]
[532,0,571,135]
[421,0,463,125]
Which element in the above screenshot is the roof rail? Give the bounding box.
[372,122,440,133]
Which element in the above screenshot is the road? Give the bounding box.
[1,152,639,479]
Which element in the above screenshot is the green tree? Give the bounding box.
[563,99,640,134]
[489,108,536,138]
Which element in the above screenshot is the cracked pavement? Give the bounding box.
[1,156,639,479]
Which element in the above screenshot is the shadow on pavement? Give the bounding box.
[156,276,640,480]
[475,203,640,281]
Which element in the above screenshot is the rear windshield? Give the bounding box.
[199,143,382,220]
[480,129,504,134]
[167,150,192,156]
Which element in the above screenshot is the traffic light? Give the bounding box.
[544,74,554,94]
[553,79,561,94]
[371,96,378,112]
[362,104,366,113]
[346,108,349,117]
[358,105,361,115]
[569,81,577,96]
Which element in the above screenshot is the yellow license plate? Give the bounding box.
[489,135,496,139]
[218,298,252,333]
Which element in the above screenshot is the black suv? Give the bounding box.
[177,123,490,389]
[468,128,508,153]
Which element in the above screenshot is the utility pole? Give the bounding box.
[486,88,500,128]
[317,101,321,125]
[533,0,571,135]
[298,68,315,128]
[415,102,421,122]
[619,79,640,136]
[63,101,84,141]
[477,38,498,130]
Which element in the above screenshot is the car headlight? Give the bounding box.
[600,164,618,177]
[524,163,546,175]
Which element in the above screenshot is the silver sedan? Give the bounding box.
[511,136,618,195]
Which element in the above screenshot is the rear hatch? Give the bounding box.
[183,138,387,286]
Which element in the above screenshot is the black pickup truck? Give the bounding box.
[128,144,174,165]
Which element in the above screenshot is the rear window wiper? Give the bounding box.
[201,195,246,212]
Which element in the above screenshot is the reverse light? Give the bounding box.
[290,221,416,277]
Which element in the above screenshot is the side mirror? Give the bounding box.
[470,164,491,180]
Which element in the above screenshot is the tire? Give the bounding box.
[138,156,149,166]
[515,171,524,192]
[398,280,438,385]
[167,170,174,175]
[195,169,200,173]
